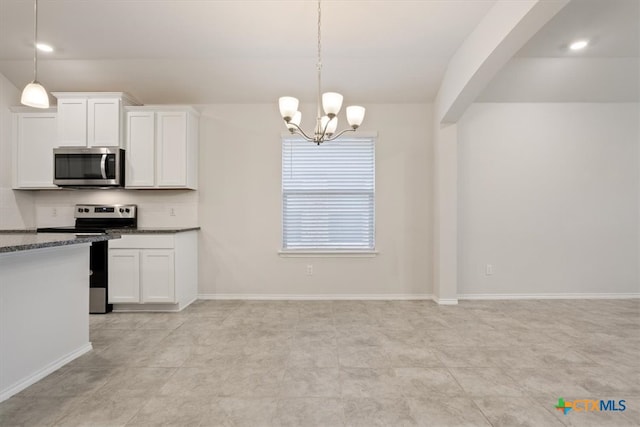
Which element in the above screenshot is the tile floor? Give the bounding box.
[0,299,639,426]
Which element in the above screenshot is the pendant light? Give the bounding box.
[278,0,365,145]
[21,0,49,109]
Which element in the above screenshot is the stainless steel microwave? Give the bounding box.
[53,147,125,187]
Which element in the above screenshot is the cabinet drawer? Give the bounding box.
[109,234,175,249]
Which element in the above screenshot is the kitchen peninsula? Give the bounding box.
[0,232,118,402]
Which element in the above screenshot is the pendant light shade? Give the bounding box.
[21,82,49,108]
[21,0,49,109]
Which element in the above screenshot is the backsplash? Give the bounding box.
[33,189,198,228]
[0,188,35,229]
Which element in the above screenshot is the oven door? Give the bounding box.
[53,147,124,187]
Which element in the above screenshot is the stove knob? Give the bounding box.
[77,208,83,213]
[125,208,130,213]
[119,208,124,213]
[84,208,89,213]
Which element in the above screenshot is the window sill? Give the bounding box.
[278,250,378,258]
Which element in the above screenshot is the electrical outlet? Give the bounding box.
[51,207,57,217]
[306,264,313,276]
[485,264,494,276]
[169,207,176,217]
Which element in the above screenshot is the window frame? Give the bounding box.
[280,133,378,256]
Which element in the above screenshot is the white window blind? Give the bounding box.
[282,137,375,250]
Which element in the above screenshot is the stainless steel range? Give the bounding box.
[38,204,138,313]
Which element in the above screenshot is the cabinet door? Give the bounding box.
[108,250,140,303]
[141,250,175,303]
[126,111,156,187]
[13,113,58,189]
[88,98,121,147]
[156,112,187,187]
[57,99,87,146]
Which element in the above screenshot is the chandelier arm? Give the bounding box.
[324,128,356,142]
[320,115,335,138]
[286,121,316,142]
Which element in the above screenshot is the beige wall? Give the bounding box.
[0,74,35,229]
[198,103,433,297]
[458,103,640,296]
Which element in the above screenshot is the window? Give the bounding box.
[282,136,375,251]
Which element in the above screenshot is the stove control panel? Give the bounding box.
[74,204,137,219]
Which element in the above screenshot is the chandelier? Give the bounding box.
[278,0,365,145]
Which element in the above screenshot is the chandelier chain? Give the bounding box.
[316,0,322,123]
[317,0,321,71]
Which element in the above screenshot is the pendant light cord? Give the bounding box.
[33,0,38,82]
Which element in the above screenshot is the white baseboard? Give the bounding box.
[458,293,640,300]
[198,293,434,301]
[113,303,182,312]
[0,343,92,403]
[197,293,639,303]
[432,297,459,305]
[112,296,198,313]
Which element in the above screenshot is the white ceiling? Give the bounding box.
[0,0,637,105]
[479,0,640,102]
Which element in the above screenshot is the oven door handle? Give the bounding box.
[100,154,107,179]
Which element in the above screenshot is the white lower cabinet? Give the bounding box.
[141,250,175,303]
[108,250,140,303]
[108,231,197,311]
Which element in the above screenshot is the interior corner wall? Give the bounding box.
[197,103,433,297]
[0,73,35,229]
[457,103,640,296]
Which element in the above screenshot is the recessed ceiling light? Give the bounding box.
[36,43,54,52]
[569,40,588,51]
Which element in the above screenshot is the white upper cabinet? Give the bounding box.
[88,98,121,146]
[125,106,199,189]
[126,111,156,187]
[53,92,139,148]
[56,98,87,146]
[11,108,58,189]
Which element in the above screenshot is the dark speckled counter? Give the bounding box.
[111,227,200,234]
[0,233,119,253]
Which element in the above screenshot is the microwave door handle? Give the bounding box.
[100,154,107,179]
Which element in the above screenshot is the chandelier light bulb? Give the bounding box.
[322,92,343,117]
[326,116,338,134]
[279,96,299,121]
[287,111,302,131]
[346,106,365,128]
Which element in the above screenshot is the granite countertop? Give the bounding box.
[0,233,119,254]
[111,227,200,234]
